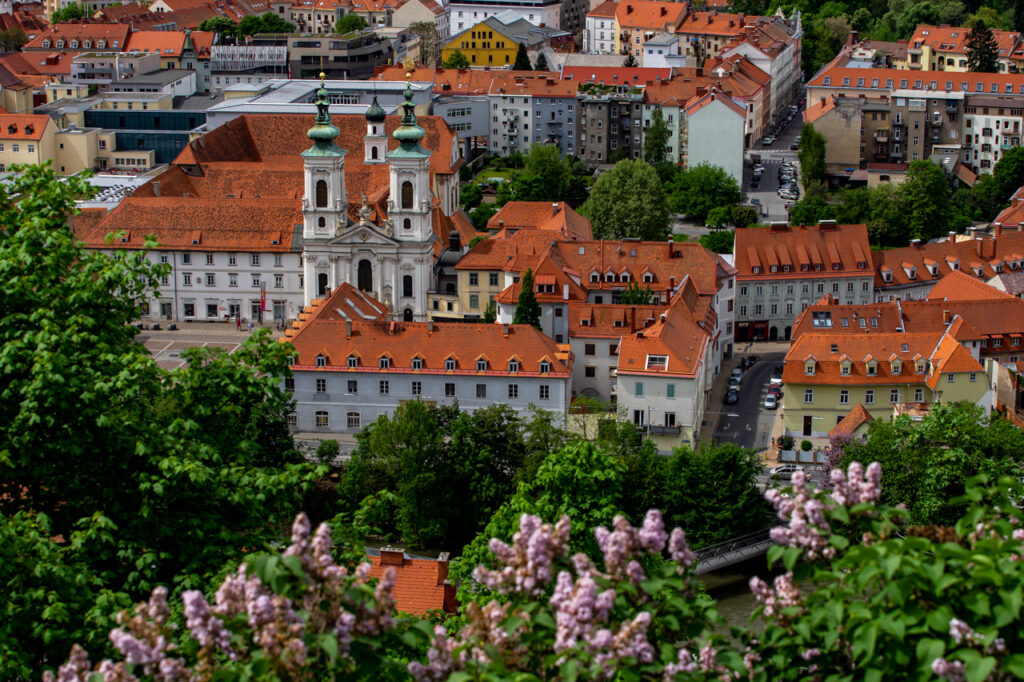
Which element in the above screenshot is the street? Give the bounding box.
[710,351,785,450]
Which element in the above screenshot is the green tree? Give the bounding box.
[0,26,28,51]
[788,195,835,225]
[520,143,570,199]
[665,162,741,223]
[469,202,498,230]
[643,108,671,165]
[334,12,368,33]
[409,21,440,66]
[315,439,340,466]
[513,267,542,328]
[898,159,951,241]
[699,228,735,254]
[730,204,759,228]
[966,18,1000,72]
[459,182,482,209]
[798,122,827,188]
[513,42,532,70]
[533,52,549,70]
[623,53,638,67]
[197,16,237,39]
[844,402,1024,526]
[619,281,655,305]
[705,205,731,228]
[442,48,470,68]
[581,159,670,240]
[992,144,1024,205]
[833,186,874,224]
[482,299,497,323]
[238,11,294,36]
[51,2,85,22]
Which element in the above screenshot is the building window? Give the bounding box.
[412,357,423,370]
[230,273,238,287]
[865,389,874,404]
[446,359,456,371]
[286,413,297,427]
[251,254,260,266]
[379,380,390,395]
[315,411,329,428]
[585,343,596,356]
[914,388,924,401]
[585,366,596,378]
[412,381,422,395]
[839,389,849,405]
[667,384,675,398]
[508,384,518,399]
[635,382,643,397]
[206,253,214,265]
[316,378,326,393]
[284,377,295,393]
[316,354,327,367]
[379,357,391,369]
[489,273,499,286]
[347,412,360,429]
[804,389,814,403]
[347,355,358,368]
[476,383,486,398]
[890,389,900,403]
[183,273,192,286]
[508,360,520,372]
[347,380,357,394]
[275,274,283,288]
[970,373,977,382]
[469,294,479,309]
[947,373,955,383]
[477,359,488,371]
[445,382,456,397]
[539,384,550,400]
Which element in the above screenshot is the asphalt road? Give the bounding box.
[711,352,785,450]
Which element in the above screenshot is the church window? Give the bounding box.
[318,217,326,228]
[371,147,379,159]
[401,180,414,209]
[403,275,413,298]
[358,259,373,292]
[403,218,411,230]
[315,179,328,207]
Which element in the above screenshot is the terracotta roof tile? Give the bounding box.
[909,24,1019,58]
[562,66,672,85]
[677,11,759,38]
[873,232,1024,288]
[24,23,130,51]
[0,113,51,140]
[366,551,455,616]
[586,0,617,18]
[804,95,836,123]
[685,88,746,117]
[828,403,874,438]
[284,283,388,335]
[616,1,687,30]
[735,224,872,280]
[486,202,592,239]
[927,269,1016,301]
[615,301,709,377]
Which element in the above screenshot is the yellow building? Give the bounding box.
[0,112,152,175]
[781,324,989,438]
[908,24,1020,73]
[442,21,517,67]
[0,115,58,172]
[614,1,687,58]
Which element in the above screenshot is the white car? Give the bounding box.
[763,394,778,410]
[770,464,804,480]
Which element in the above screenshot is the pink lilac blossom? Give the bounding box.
[407,625,458,681]
[182,590,232,653]
[749,572,802,620]
[932,658,968,682]
[472,513,571,596]
[949,618,980,646]
[668,528,696,568]
[662,648,697,680]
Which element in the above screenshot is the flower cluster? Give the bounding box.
[749,571,802,620]
[829,461,882,507]
[472,513,571,596]
[45,513,398,681]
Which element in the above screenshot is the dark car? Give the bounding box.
[791,142,800,150]
[724,388,739,405]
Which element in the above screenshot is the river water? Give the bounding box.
[699,555,774,632]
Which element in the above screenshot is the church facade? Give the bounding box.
[73,76,474,325]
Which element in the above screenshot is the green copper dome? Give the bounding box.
[303,73,344,157]
[390,80,429,157]
[365,94,386,123]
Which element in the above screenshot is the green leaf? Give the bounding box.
[965,656,997,682]
[561,658,579,682]
[319,633,338,660]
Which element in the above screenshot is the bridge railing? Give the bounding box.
[693,526,779,575]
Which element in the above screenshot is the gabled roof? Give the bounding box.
[927,270,1016,302]
[734,224,873,280]
[286,283,389,330]
[873,232,1024,289]
[568,302,670,338]
[0,114,52,140]
[684,88,746,117]
[24,23,130,51]
[615,302,710,377]
[676,11,759,38]
[562,66,672,85]
[828,404,874,439]
[486,201,592,240]
[909,24,1019,58]
[615,1,687,30]
[586,0,617,18]
[803,95,836,124]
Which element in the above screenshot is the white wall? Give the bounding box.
[687,97,745,186]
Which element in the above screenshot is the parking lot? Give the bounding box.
[743,95,806,222]
[135,323,274,369]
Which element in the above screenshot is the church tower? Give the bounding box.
[301,74,347,242]
[387,79,433,244]
[363,95,387,164]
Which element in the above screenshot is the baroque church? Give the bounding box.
[73,74,474,324]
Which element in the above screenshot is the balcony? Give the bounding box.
[546,118,562,126]
[508,136,519,146]
[1003,142,1012,150]
[648,425,681,437]
[874,129,889,142]
[946,102,958,112]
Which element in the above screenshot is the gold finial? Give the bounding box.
[402,56,415,78]
[319,71,326,85]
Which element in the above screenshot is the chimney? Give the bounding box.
[660,6,666,16]
[659,313,667,322]
[738,12,744,22]
[380,548,405,566]
[948,231,957,240]
[436,552,450,585]
[428,319,434,332]
[626,4,632,13]
[667,238,674,258]
[346,319,352,338]
[552,202,559,215]
[388,321,396,335]
[910,238,921,247]
[503,323,510,336]
[152,181,161,196]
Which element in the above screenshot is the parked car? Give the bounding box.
[770,371,783,386]
[770,463,805,480]
[768,384,782,398]
[762,136,775,146]
[724,388,739,405]
[764,394,778,410]
[791,142,800,150]
[750,197,761,206]
[728,376,741,390]
[731,368,744,381]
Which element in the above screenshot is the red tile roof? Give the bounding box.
[568,302,671,338]
[926,269,1016,302]
[616,302,710,378]
[828,403,874,438]
[684,88,746,117]
[586,0,617,18]
[284,283,389,335]
[734,223,873,280]
[561,66,672,85]
[376,66,575,98]
[677,11,758,38]
[872,232,1024,289]
[493,255,589,304]
[807,64,1024,94]
[366,550,456,616]
[909,24,1019,59]
[803,95,836,124]
[125,30,215,57]
[0,113,51,140]
[486,202,592,239]
[616,1,687,30]
[24,23,130,51]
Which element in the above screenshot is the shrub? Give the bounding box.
[801,439,813,452]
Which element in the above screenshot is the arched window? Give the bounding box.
[318,217,326,228]
[357,259,372,292]
[403,218,411,231]
[315,179,328,207]
[402,275,413,298]
[404,308,413,321]
[401,180,413,209]
[317,272,328,295]
[370,146,378,159]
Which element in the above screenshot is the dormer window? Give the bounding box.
[445,358,456,371]
[783,265,791,272]
[605,272,615,282]
[379,356,391,369]
[752,266,762,274]
[866,361,877,376]
[56,40,64,48]
[316,354,328,367]
[891,360,902,375]
[508,360,520,372]
[620,272,630,282]
[590,272,600,283]
[347,355,358,368]
[643,273,654,283]
[916,361,927,374]
[97,40,105,48]
[412,357,423,370]
[770,265,778,273]
[41,40,50,48]
[857,261,867,269]
[83,40,91,48]
[905,266,916,280]
[801,263,809,272]
[645,355,668,370]
[288,355,296,366]
[539,361,551,374]
[840,363,851,376]
[69,40,78,48]
[476,359,488,371]
[882,269,893,283]
[804,361,815,375]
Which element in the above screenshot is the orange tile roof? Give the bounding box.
[486,202,592,239]
[677,11,758,38]
[95,3,155,20]
[0,113,51,140]
[616,302,710,377]
[684,88,746,117]
[828,403,874,439]
[992,190,1024,229]
[493,256,589,304]
[125,29,214,57]
[587,0,617,18]
[803,95,836,124]
[24,23,130,51]
[366,551,455,616]
[807,64,1024,94]
[562,66,672,85]
[568,302,670,338]
[283,283,388,335]
[375,65,575,98]
[927,269,1016,302]
[909,24,1020,59]
[287,317,572,375]
[734,224,873,280]
[615,1,687,30]
[873,232,1024,289]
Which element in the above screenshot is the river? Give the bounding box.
[700,555,775,632]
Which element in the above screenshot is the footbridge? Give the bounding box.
[694,527,777,575]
